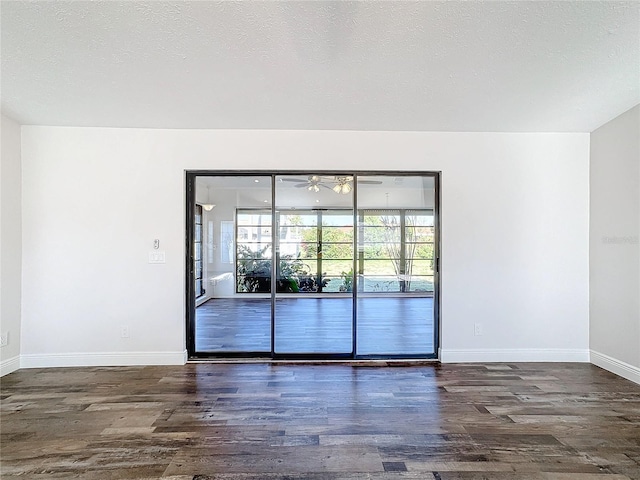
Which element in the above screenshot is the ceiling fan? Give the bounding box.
[280,175,382,194]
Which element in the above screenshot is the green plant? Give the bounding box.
[236,245,272,293]
[339,268,353,292]
[237,245,328,293]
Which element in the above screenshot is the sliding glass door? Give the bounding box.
[273,175,354,355]
[187,172,439,359]
[192,176,272,354]
[356,175,436,355]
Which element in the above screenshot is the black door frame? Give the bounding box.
[185,170,441,360]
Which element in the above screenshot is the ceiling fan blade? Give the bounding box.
[294,183,309,188]
[280,178,308,183]
[357,180,383,184]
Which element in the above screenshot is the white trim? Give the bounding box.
[440,348,590,363]
[590,350,640,385]
[195,295,210,307]
[0,355,20,376]
[20,350,188,369]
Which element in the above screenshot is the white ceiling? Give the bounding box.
[2,1,638,132]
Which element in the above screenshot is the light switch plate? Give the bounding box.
[148,251,166,264]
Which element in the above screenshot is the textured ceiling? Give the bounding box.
[1,1,639,132]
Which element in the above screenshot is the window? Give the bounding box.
[236,210,273,293]
[278,210,354,293]
[194,204,204,298]
[235,208,433,294]
[220,221,234,264]
[359,210,434,293]
[404,211,435,293]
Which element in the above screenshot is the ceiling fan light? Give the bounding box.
[341,183,352,194]
[201,185,216,211]
[332,184,342,193]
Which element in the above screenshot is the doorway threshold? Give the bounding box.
[187,358,439,366]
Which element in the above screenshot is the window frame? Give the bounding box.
[185,170,441,362]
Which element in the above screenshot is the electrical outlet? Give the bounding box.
[121,326,130,338]
[474,323,483,336]
[0,332,8,347]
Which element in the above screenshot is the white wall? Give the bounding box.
[590,105,640,383]
[204,194,239,298]
[19,127,590,366]
[1,114,22,375]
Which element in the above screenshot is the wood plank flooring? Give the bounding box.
[2,363,640,479]
[195,297,434,355]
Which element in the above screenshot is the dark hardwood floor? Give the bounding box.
[195,297,435,355]
[2,363,640,479]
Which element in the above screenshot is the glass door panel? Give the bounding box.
[274,175,354,355]
[356,175,436,356]
[194,175,272,354]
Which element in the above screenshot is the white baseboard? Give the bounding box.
[195,294,212,307]
[590,350,640,385]
[0,355,20,377]
[440,348,590,363]
[20,350,188,369]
